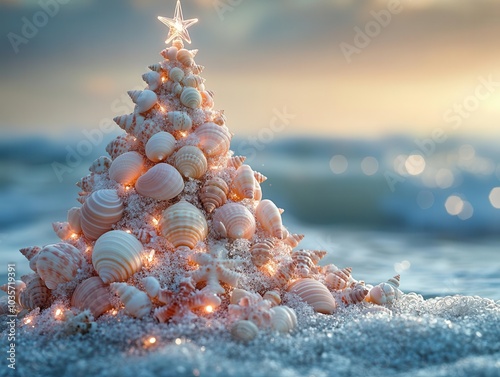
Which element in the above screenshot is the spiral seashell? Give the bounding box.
[342,282,369,305]
[254,180,262,202]
[0,280,25,306]
[180,87,202,109]
[387,274,401,289]
[20,246,41,272]
[169,67,184,82]
[181,74,204,88]
[200,90,214,109]
[19,275,51,311]
[142,71,161,91]
[128,90,158,113]
[232,165,256,200]
[231,320,258,342]
[167,111,192,131]
[109,151,144,185]
[136,163,184,201]
[200,178,229,213]
[106,134,140,159]
[145,132,176,162]
[89,156,112,174]
[113,113,145,136]
[67,207,82,234]
[270,306,297,333]
[366,282,396,305]
[36,243,83,289]
[263,290,281,307]
[80,189,124,240]
[195,122,231,157]
[92,230,143,284]
[250,239,274,267]
[325,267,352,291]
[284,233,304,248]
[71,276,112,318]
[52,222,72,240]
[230,288,252,305]
[110,283,152,319]
[174,146,207,179]
[192,64,204,75]
[165,46,179,60]
[256,199,283,239]
[227,155,246,169]
[142,276,160,299]
[165,80,183,96]
[291,249,326,278]
[177,48,194,66]
[148,63,162,72]
[287,278,337,314]
[213,203,256,240]
[160,200,208,249]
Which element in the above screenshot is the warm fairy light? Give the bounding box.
[147,249,155,263]
[152,217,159,226]
[175,338,182,345]
[179,131,187,138]
[149,337,156,344]
[110,309,118,316]
[24,317,32,325]
[125,230,132,234]
[70,233,78,239]
[161,77,166,83]
[86,246,91,253]
[55,309,62,317]
[159,105,166,112]
[205,305,213,313]
[264,263,276,275]
[125,186,131,191]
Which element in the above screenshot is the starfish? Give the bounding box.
[158,0,198,45]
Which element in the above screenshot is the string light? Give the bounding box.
[143,336,157,348]
[125,230,132,234]
[175,338,182,345]
[110,309,118,316]
[205,305,213,313]
[159,105,166,112]
[152,217,159,226]
[147,249,155,263]
[24,317,32,325]
[70,233,78,239]
[179,131,187,138]
[55,308,63,318]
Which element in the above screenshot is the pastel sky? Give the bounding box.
[0,0,499,138]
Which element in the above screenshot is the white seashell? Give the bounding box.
[167,111,192,131]
[174,145,207,179]
[177,49,194,66]
[366,282,396,305]
[0,280,25,305]
[19,275,51,310]
[166,46,179,60]
[195,122,231,157]
[160,200,208,249]
[291,249,326,278]
[136,163,184,201]
[71,276,112,318]
[148,63,162,72]
[20,246,41,272]
[231,320,258,342]
[128,90,158,113]
[227,155,246,169]
[342,283,369,305]
[287,278,337,314]
[212,203,256,240]
[106,134,140,159]
[201,91,214,109]
[387,274,401,290]
[232,165,256,200]
[111,282,152,319]
[109,151,144,185]
[113,113,145,135]
[263,290,281,307]
[142,276,160,299]
[67,207,82,233]
[180,87,202,109]
[52,221,73,240]
[145,132,176,162]
[142,71,161,91]
[192,64,204,75]
[230,288,252,305]
[250,239,275,267]
[254,180,262,201]
[165,81,183,96]
[255,199,283,239]
[325,267,352,291]
[92,230,143,284]
[284,233,304,248]
[253,171,267,183]
[181,74,204,88]
[200,177,229,213]
[89,156,112,174]
[36,243,84,289]
[169,67,184,82]
[270,306,297,333]
[80,189,124,240]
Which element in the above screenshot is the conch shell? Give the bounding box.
[71,276,112,318]
[20,246,41,272]
[325,267,352,291]
[106,134,140,159]
[80,189,124,240]
[145,132,176,162]
[199,177,229,213]
[142,71,161,91]
[113,113,144,136]
[128,90,158,113]
[110,282,152,319]
[212,203,256,240]
[36,243,84,289]
[109,151,144,185]
[250,239,275,267]
[136,163,184,201]
[89,156,111,174]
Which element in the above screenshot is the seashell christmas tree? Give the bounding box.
[9,0,404,342]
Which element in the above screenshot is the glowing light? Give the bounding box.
[125,230,132,234]
[175,338,182,345]
[147,249,155,263]
[445,195,464,215]
[110,309,118,316]
[161,77,166,83]
[457,201,474,220]
[329,155,348,174]
[264,263,276,275]
[159,105,166,112]
[361,156,379,176]
[405,154,426,176]
[394,260,411,274]
[158,0,198,45]
[70,233,78,239]
[125,186,131,191]
[489,187,500,209]
[86,246,91,253]
[24,317,32,324]
[55,309,62,318]
[179,131,187,138]
[435,168,454,189]
[152,218,159,226]
[205,305,213,313]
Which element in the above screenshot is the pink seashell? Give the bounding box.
[263,290,281,307]
[254,180,262,201]
[176,48,194,66]
[52,222,73,240]
[174,145,207,179]
[80,189,124,241]
[284,233,304,248]
[137,119,163,145]
[325,267,352,291]
[160,200,208,249]
[253,171,267,183]
[136,163,184,201]
[270,306,297,333]
[201,90,214,109]
[128,89,158,113]
[232,165,255,200]
[250,239,275,267]
[0,280,25,305]
[67,207,82,233]
[192,64,204,75]
[212,203,256,240]
[109,151,144,185]
[287,278,337,314]
[36,243,84,289]
[106,134,140,159]
[227,155,246,169]
[342,283,369,305]
[180,87,202,109]
[76,174,95,193]
[145,131,176,162]
[366,283,396,305]
[110,282,152,319]
[167,111,192,131]
[71,276,112,318]
[291,249,326,278]
[195,122,231,157]
[142,71,161,91]
[255,199,283,239]
[200,177,229,213]
[113,113,145,136]
[89,156,111,174]
[20,246,41,272]
[19,274,51,311]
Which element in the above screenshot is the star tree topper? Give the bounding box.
[158,0,198,45]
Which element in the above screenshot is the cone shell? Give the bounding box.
[81,189,124,240]
[113,113,145,135]
[227,156,245,169]
[169,67,184,82]
[19,275,51,311]
[231,320,258,342]
[136,163,184,201]
[145,132,176,162]
[200,177,229,213]
[142,276,160,299]
[36,243,84,289]
[106,134,140,159]
[111,282,152,319]
[167,111,192,131]
[284,233,304,248]
[325,267,352,291]
[195,122,231,157]
[142,71,161,91]
[177,49,194,67]
[180,87,202,109]
[67,207,82,233]
[71,276,112,318]
[232,165,256,200]
[160,200,208,249]
[270,306,297,333]
[287,278,337,314]
[250,239,275,267]
[174,146,207,179]
[255,199,283,239]
[212,203,256,240]
[342,283,369,305]
[253,171,267,184]
[20,246,41,272]
[182,74,204,88]
[128,90,158,113]
[109,151,144,185]
[92,230,143,284]
[89,156,112,174]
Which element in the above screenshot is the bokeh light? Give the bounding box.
[329,155,348,174]
[435,168,454,189]
[457,201,474,220]
[361,156,379,176]
[489,187,500,209]
[445,195,464,216]
[405,154,426,176]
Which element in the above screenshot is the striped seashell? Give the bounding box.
[254,180,262,201]
[20,246,41,272]
[109,151,144,185]
[36,243,83,289]
[200,177,229,213]
[137,119,163,145]
[284,233,304,248]
[250,239,275,267]
[89,156,111,174]
[169,67,184,82]
[232,165,255,199]
[160,200,208,249]
[387,274,401,289]
[67,207,82,233]
[253,171,267,183]
[110,283,152,319]
[287,278,337,314]
[230,288,252,305]
[142,276,160,299]
[195,122,231,157]
[128,90,158,113]
[192,64,204,75]
[167,111,192,131]
[145,132,176,162]
[165,80,183,96]
[256,199,283,239]
[52,221,72,240]
[227,155,246,169]
[19,274,51,311]
[148,63,162,72]
[80,189,124,240]
[270,306,297,333]
[272,263,294,286]
[76,174,95,193]
[366,282,396,305]
[213,203,256,240]
[291,249,326,278]
[263,290,281,307]
[106,134,140,159]
[342,283,369,305]
[174,145,207,179]
[180,87,202,109]
[0,280,25,305]
[181,74,204,88]
[113,113,145,135]
[325,267,352,291]
[136,163,184,201]
[71,276,112,318]
[177,49,194,66]
[142,71,161,91]
[92,230,143,284]
[201,91,214,109]
[231,320,258,342]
